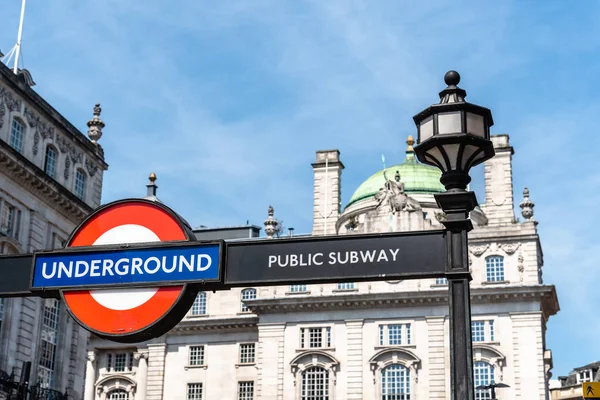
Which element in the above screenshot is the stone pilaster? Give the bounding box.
[312,150,344,235]
[345,319,364,399]
[426,316,446,398]
[482,134,515,226]
[134,350,149,400]
[256,323,285,400]
[146,343,167,400]
[511,312,545,399]
[84,350,97,400]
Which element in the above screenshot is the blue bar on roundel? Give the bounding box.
[31,243,221,289]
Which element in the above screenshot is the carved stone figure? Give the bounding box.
[376,170,421,213]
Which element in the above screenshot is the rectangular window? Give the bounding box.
[1,202,15,238]
[37,299,60,388]
[300,327,332,348]
[435,277,448,285]
[44,147,57,179]
[471,320,496,342]
[189,346,205,366]
[191,293,206,315]
[75,170,86,200]
[107,352,134,372]
[336,282,355,290]
[239,344,255,364]
[290,284,307,293]
[486,256,505,282]
[187,383,203,400]
[578,370,593,383]
[238,381,254,400]
[379,323,412,346]
[10,119,25,153]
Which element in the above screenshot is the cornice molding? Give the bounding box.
[171,316,259,334]
[243,285,559,321]
[0,139,92,223]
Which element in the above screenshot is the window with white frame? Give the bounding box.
[474,361,494,400]
[10,118,25,153]
[336,282,355,290]
[435,277,448,285]
[379,323,411,346]
[0,201,18,239]
[188,345,205,366]
[108,390,129,400]
[577,369,593,383]
[241,288,256,312]
[187,383,203,400]
[37,299,60,388]
[44,146,57,179]
[300,327,332,349]
[74,169,87,200]
[471,320,495,342]
[301,366,329,400]
[485,256,505,282]
[106,352,134,372]
[381,364,411,400]
[290,284,307,292]
[238,381,254,400]
[239,343,255,364]
[191,292,206,315]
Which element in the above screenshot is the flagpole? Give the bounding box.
[13,0,27,73]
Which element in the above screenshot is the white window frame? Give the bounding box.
[485,255,505,282]
[240,288,257,312]
[471,319,496,343]
[106,352,134,373]
[186,382,203,400]
[299,326,333,349]
[74,169,87,200]
[44,145,58,179]
[9,118,25,153]
[190,292,207,316]
[237,381,254,400]
[378,322,413,346]
[187,345,205,367]
[238,343,256,365]
[577,369,593,383]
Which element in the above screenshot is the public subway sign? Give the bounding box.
[224,229,447,286]
[31,241,221,290]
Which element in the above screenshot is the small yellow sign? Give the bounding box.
[583,382,600,399]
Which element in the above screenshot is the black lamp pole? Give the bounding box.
[413,70,496,400]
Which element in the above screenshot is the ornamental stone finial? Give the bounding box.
[87,103,105,144]
[520,187,535,222]
[264,205,280,239]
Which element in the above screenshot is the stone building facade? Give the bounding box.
[0,61,108,398]
[84,132,558,399]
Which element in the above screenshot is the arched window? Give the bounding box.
[191,292,206,315]
[74,169,87,200]
[44,146,57,179]
[108,389,129,400]
[10,118,25,153]
[485,256,504,282]
[381,364,411,399]
[474,361,494,399]
[241,288,256,312]
[301,366,329,400]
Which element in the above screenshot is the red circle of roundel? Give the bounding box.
[62,200,188,337]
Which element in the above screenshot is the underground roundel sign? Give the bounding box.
[58,199,211,343]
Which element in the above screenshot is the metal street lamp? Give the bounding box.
[476,382,511,399]
[413,70,496,400]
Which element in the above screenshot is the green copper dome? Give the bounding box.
[345,137,445,209]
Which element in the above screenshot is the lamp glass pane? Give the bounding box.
[438,111,462,134]
[425,146,448,172]
[466,112,485,137]
[441,143,461,170]
[470,150,488,167]
[419,115,434,142]
[461,144,481,170]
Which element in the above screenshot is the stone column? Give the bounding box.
[146,343,167,400]
[84,350,97,400]
[256,323,285,400]
[345,319,364,399]
[134,350,149,400]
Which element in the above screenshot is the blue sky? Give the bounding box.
[2,0,599,377]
